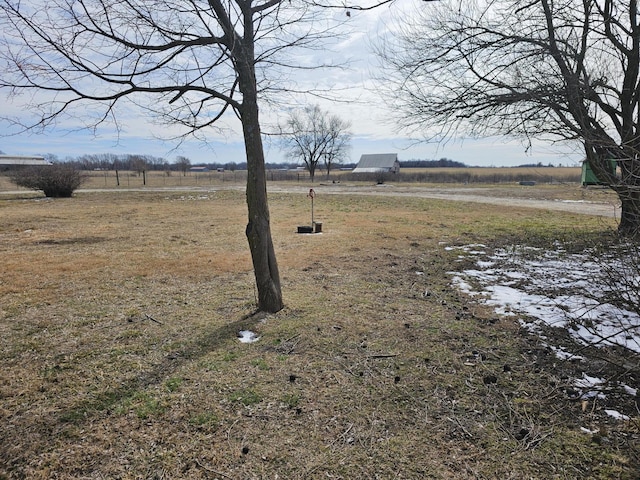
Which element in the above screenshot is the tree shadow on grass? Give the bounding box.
[59,310,266,424]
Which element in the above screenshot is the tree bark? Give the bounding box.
[235,9,284,313]
[241,99,284,312]
[617,188,640,236]
[588,144,640,236]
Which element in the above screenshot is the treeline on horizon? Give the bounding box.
[11,152,564,171]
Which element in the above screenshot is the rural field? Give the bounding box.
[1,178,638,479]
[0,166,584,192]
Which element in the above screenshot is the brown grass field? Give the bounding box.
[0,166,583,192]
[1,180,638,479]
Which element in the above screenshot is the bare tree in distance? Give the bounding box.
[175,156,192,177]
[82,153,121,172]
[281,104,351,181]
[129,155,149,186]
[0,0,391,312]
[323,114,352,179]
[376,0,640,235]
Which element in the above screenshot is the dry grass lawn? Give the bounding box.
[0,185,637,479]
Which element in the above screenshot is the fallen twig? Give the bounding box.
[145,313,163,325]
[446,416,473,438]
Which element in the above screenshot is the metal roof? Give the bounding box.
[0,155,50,166]
[355,153,398,169]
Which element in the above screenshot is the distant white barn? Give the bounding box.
[0,155,50,167]
[352,153,400,174]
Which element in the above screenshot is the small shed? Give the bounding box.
[352,153,400,174]
[581,159,616,186]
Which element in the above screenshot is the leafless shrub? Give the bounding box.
[9,164,85,197]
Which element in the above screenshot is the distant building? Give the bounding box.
[0,155,50,167]
[189,166,210,173]
[352,153,400,174]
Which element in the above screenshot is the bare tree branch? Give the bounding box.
[375,0,640,234]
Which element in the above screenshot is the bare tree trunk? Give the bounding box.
[235,17,284,312]
[617,188,640,236]
[241,99,283,312]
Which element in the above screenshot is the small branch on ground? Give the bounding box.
[145,313,163,325]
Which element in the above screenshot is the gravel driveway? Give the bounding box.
[2,182,620,218]
[262,183,620,218]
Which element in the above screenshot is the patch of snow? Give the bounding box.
[580,427,600,434]
[575,373,607,399]
[444,244,487,255]
[450,275,474,295]
[449,244,640,410]
[238,330,260,343]
[477,261,495,268]
[547,345,584,361]
[450,246,640,354]
[576,373,605,388]
[604,409,630,421]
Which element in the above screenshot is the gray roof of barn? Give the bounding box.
[356,153,398,168]
[0,155,50,166]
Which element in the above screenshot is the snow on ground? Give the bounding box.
[238,330,260,343]
[448,243,640,417]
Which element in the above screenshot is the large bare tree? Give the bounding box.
[377,0,640,235]
[0,0,356,312]
[281,104,351,181]
[175,156,192,177]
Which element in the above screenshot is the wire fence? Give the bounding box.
[0,167,582,192]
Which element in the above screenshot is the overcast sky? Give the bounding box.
[0,0,583,167]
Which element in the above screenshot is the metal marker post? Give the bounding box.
[308,188,315,226]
